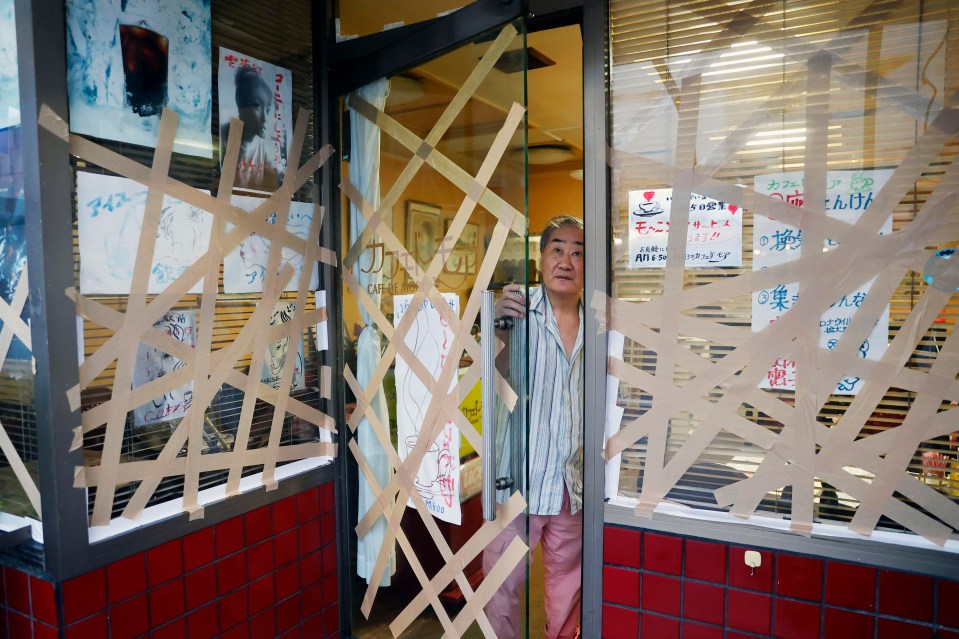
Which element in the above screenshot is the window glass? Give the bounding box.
[607,0,958,546]
[335,0,470,40]
[0,0,40,528]
[64,0,333,532]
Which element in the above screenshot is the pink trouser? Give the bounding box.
[482,490,582,639]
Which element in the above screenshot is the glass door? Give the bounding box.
[338,19,532,639]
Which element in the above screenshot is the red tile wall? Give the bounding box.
[602,524,959,638]
[0,482,338,639]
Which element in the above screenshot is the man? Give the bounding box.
[483,215,585,639]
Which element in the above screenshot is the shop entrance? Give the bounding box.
[333,6,584,638]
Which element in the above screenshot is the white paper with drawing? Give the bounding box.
[752,169,893,394]
[223,196,319,293]
[261,301,305,392]
[393,293,462,525]
[132,311,196,426]
[76,172,212,295]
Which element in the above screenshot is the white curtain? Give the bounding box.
[349,78,395,585]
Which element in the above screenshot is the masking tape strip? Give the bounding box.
[61,105,335,524]
[343,24,520,270]
[391,492,526,636]
[349,95,525,241]
[69,138,333,388]
[782,52,832,537]
[848,298,959,534]
[38,104,69,142]
[88,109,178,527]
[600,10,954,544]
[0,271,32,362]
[120,265,293,519]
[74,300,332,435]
[603,235,958,538]
[75,442,332,487]
[352,222,514,538]
[452,536,528,637]
[0,421,41,517]
[636,74,702,514]
[225,264,297,495]
[262,201,325,489]
[320,365,332,400]
[182,115,244,517]
[351,437,485,636]
[342,107,522,533]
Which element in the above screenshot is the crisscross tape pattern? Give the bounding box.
[342,24,532,637]
[603,0,959,545]
[40,105,337,527]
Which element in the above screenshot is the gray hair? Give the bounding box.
[540,215,584,252]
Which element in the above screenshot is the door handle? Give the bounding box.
[481,291,497,521]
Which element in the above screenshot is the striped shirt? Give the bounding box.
[497,286,584,515]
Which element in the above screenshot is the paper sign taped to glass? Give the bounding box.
[752,169,893,394]
[132,310,196,427]
[261,301,306,392]
[76,172,213,295]
[223,195,319,293]
[393,292,462,525]
[627,189,743,268]
[217,48,292,193]
[65,0,213,157]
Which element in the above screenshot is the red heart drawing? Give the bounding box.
[643,191,655,202]
[728,205,739,214]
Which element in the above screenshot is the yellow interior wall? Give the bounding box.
[528,170,584,236]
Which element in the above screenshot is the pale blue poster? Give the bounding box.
[76,172,213,294]
[65,0,212,157]
[0,0,20,130]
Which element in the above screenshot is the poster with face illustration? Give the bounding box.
[65,0,212,157]
[627,189,742,268]
[218,48,292,193]
[261,301,305,392]
[76,172,213,294]
[132,311,196,426]
[223,195,318,293]
[393,292,462,525]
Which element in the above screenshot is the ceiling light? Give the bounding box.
[521,144,576,165]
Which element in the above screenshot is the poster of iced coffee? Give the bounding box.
[218,48,293,194]
[65,0,212,157]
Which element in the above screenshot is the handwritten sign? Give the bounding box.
[393,292,462,525]
[627,189,743,268]
[261,301,305,392]
[752,170,893,395]
[133,311,196,426]
[223,196,319,293]
[76,173,212,295]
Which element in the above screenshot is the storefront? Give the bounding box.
[0,0,957,637]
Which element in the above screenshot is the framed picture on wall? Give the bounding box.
[406,200,441,269]
[443,220,479,275]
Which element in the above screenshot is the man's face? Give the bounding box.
[540,225,584,297]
